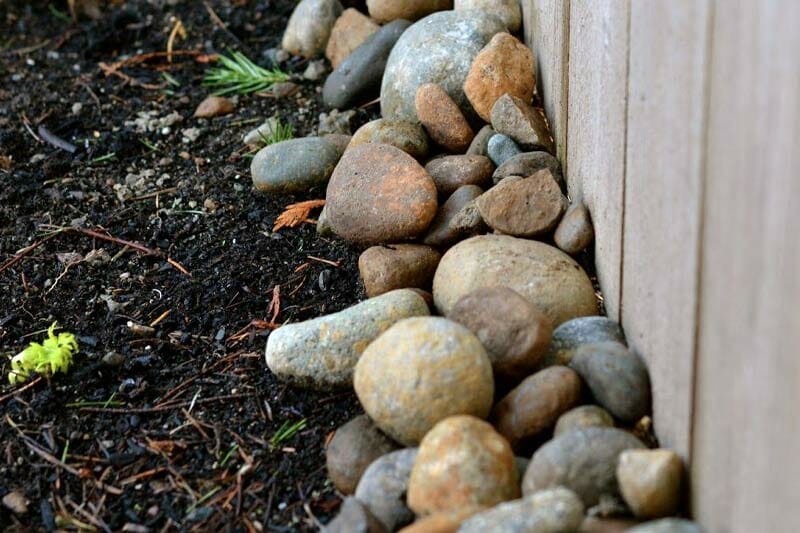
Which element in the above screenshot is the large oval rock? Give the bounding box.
[454,0,522,32]
[265,289,429,389]
[617,449,683,519]
[282,0,343,58]
[433,235,597,325]
[425,155,494,196]
[355,448,419,530]
[492,366,583,448]
[408,416,519,515]
[359,244,441,297]
[354,317,494,446]
[447,287,552,384]
[326,143,438,244]
[381,10,505,122]
[325,8,380,68]
[458,487,585,533]
[554,405,615,437]
[569,342,652,423]
[251,137,342,193]
[326,415,400,494]
[522,427,646,506]
[542,316,627,368]
[349,119,429,160]
[367,0,452,23]
[324,20,412,109]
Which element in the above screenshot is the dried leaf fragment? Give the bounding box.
[272,199,325,232]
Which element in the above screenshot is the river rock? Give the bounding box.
[522,427,646,506]
[449,200,486,238]
[617,449,683,519]
[447,287,553,384]
[349,119,429,160]
[354,317,494,446]
[367,0,452,23]
[381,10,505,122]
[555,201,595,254]
[359,244,441,297]
[581,517,642,532]
[467,125,495,156]
[325,497,387,533]
[323,20,412,109]
[251,137,342,193]
[493,151,563,184]
[464,33,534,122]
[399,508,480,533]
[416,83,475,152]
[491,94,555,153]
[627,519,703,533]
[554,405,615,437]
[325,143,438,244]
[408,416,519,515]
[425,155,494,196]
[454,0,522,32]
[492,366,583,448]
[570,342,652,423]
[487,133,522,165]
[326,8,380,68]
[282,0,343,58]
[459,487,585,533]
[355,448,419,530]
[323,133,353,152]
[244,117,279,146]
[194,95,235,118]
[542,316,627,368]
[476,170,567,237]
[433,235,597,325]
[423,185,486,247]
[326,415,400,494]
[265,289,429,389]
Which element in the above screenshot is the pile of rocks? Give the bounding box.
[253,1,702,531]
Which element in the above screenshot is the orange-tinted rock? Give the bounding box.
[326,143,438,244]
[464,33,534,122]
[326,8,380,68]
[415,83,475,153]
[491,94,555,153]
[194,95,235,118]
[425,155,494,196]
[359,244,441,297]
[407,415,519,515]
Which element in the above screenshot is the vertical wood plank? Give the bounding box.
[521,0,570,161]
[565,0,629,320]
[621,1,711,459]
[692,1,800,530]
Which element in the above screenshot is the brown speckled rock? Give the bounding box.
[493,151,563,184]
[491,94,555,153]
[326,143,438,244]
[359,244,441,297]
[617,449,683,519]
[416,83,475,153]
[447,287,552,384]
[492,366,582,448]
[354,317,494,446]
[555,201,595,254]
[423,185,485,248]
[476,170,566,237]
[425,155,494,196]
[554,405,615,437]
[433,235,597,325]
[349,119,429,160]
[408,415,519,515]
[326,8,380,68]
[326,415,400,494]
[464,33,534,122]
[367,0,452,23]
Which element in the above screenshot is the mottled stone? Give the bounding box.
[617,449,684,519]
[454,0,522,32]
[570,342,652,423]
[251,137,342,194]
[381,11,505,122]
[423,186,486,248]
[318,109,357,135]
[408,416,519,515]
[491,94,555,153]
[554,405,615,437]
[265,289,429,389]
[555,201,595,254]
[433,235,598,326]
[349,119,429,160]
[522,427,646,506]
[359,244,441,297]
[354,317,494,446]
[464,33,534,122]
[459,487,585,533]
[367,0,452,23]
[326,143,438,244]
[448,287,553,384]
[416,83,475,152]
[493,151,563,184]
[194,95,235,118]
[324,497,387,533]
[542,316,627,368]
[355,448,419,530]
[326,8,379,68]
[448,200,485,237]
[326,415,400,494]
[628,519,703,533]
[282,0,343,58]
[425,155,494,196]
[492,367,583,448]
[466,125,495,156]
[487,133,522,166]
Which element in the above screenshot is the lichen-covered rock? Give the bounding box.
[326,415,400,494]
[458,487,585,533]
[251,137,342,194]
[282,0,343,58]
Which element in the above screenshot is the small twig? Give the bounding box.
[78,394,248,414]
[166,19,186,63]
[0,376,43,405]
[0,232,60,275]
[307,255,340,267]
[37,126,77,154]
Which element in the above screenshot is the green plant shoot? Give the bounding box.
[203,51,289,96]
[8,322,78,385]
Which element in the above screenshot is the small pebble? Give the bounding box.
[541,316,627,368]
[101,351,126,367]
[454,0,521,32]
[423,185,485,248]
[492,151,563,184]
[555,201,595,254]
[424,155,494,196]
[487,133,522,166]
[627,518,703,533]
[2,491,28,515]
[303,59,328,81]
[193,95,235,118]
[282,0,343,58]
[367,0,452,23]
[349,119,429,160]
[325,8,380,68]
[617,449,684,519]
[466,125,495,156]
[326,415,400,494]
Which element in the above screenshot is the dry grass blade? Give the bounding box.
[272,200,325,232]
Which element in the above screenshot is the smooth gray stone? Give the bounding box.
[541,316,627,367]
[355,448,419,531]
[458,487,584,533]
[250,137,341,194]
[487,133,522,166]
[466,125,496,156]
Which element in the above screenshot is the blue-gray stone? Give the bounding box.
[541,316,626,367]
[458,487,584,533]
[250,137,342,194]
[487,133,522,166]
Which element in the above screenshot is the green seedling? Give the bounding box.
[269,418,307,449]
[8,322,78,385]
[203,51,289,96]
[257,120,294,146]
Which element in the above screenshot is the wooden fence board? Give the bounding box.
[691,1,800,529]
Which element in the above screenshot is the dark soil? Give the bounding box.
[0,1,374,530]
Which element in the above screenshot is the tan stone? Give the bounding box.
[359,244,441,297]
[326,8,380,68]
[415,83,475,153]
[555,201,595,254]
[617,449,684,519]
[194,95,235,118]
[491,94,555,153]
[350,118,429,160]
[367,0,453,23]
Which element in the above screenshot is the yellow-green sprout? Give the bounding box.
[8,322,78,385]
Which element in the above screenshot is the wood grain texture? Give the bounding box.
[691,1,800,529]
[621,0,711,460]
[565,0,629,320]
[521,0,569,162]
